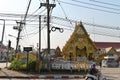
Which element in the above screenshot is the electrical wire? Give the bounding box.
[89,31,120,38]
[41,0,45,3]
[22,30,39,37]
[59,1,120,14]
[89,0,120,7]
[39,0,42,3]
[56,0,74,30]
[21,24,46,37]
[0,13,120,30]
[83,22,120,30]
[27,7,41,19]
[1,13,120,36]
[51,20,120,38]
[18,0,32,47]
[21,25,47,48]
[51,21,74,29]
[56,0,68,19]
[50,23,120,38]
[51,15,120,30]
[27,8,46,23]
[72,0,120,11]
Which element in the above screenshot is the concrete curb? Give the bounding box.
[41,75,83,79]
[0,75,84,79]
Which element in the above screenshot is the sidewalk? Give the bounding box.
[0,68,30,78]
[0,69,84,79]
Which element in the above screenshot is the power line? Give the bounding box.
[59,1,120,14]
[51,21,74,29]
[56,0,68,19]
[89,0,120,7]
[83,22,120,30]
[0,15,120,31]
[40,0,45,3]
[21,25,46,37]
[39,0,42,3]
[27,8,46,23]
[0,13,120,30]
[63,27,120,38]
[56,0,74,29]
[51,20,120,37]
[22,0,32,48]
[19,22,120,40]
[22,30,39,37]
[89,31,120,38]
[27,7,40,18]
[72,0,120,11]
[51,15,120,30]
[2,17,119,40]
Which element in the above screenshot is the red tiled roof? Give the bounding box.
[95,42,120,49]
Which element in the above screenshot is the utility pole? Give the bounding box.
[13,21,24,57]
[16,22,22,54]
[47,0,50,62]
[0,19,5,60]
[38,15,41,72]
[13,0,31,57]
[40,0,56,71]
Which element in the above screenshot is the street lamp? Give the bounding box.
[8,34,17,38]
[8,34,22,39]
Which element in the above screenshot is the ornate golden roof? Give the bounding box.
[62,22,98,60]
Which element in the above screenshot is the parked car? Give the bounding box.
[102,60,119,67]
[102,60,107,67]
[107,60,119,67]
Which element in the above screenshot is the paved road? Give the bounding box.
[100,67,120,80]
[0,63,120,80]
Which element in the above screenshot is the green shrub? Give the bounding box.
[28,59,36,71]
[9,58,36,72]
[20,64,27,70]
[9,55,15,62]
[9,59,24,70]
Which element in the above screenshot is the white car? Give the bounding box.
[102,60,107,67]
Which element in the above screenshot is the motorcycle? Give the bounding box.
[85,71,106,80]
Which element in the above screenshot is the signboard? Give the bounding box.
[23,47,32,52]
[23,47,32,72]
